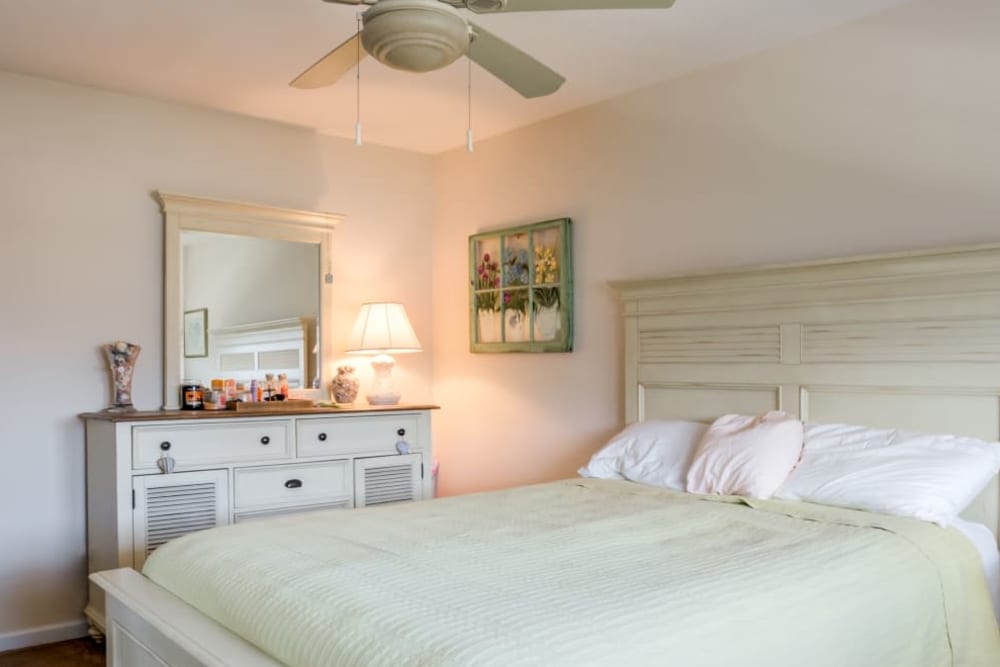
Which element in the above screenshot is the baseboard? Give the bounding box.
[0,618,90,652]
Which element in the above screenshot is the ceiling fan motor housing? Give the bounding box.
[362,0,470,73]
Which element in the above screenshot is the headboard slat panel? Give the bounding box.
[640,326,780,364]
[802,318,1000,363]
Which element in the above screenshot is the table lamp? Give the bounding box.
[346,302,422,405]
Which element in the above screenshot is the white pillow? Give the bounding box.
[774,422,1000,526]
[685,411,804,499]
[578,420,708,491]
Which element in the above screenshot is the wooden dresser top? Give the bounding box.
[80,404,439,422]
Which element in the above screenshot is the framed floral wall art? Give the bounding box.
[469,218,572,352]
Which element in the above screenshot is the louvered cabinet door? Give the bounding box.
[132,470,229,570]
[354,454,423,507]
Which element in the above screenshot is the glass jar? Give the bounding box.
[180,380,204,410]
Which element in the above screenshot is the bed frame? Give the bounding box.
[92,243,1000,665]
[613,243,1000,541]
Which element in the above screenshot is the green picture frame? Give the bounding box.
[469,218,573,353]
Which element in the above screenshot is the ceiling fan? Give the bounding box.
[290,0,677,98]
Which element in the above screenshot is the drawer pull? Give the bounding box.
[157,455,176,474]
[160,441,172,451]
[260,436,271,445]
[318,433,327,442]
[284,479,303,489]
[397,428,406,437]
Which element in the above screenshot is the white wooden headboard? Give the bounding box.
[211,317,316,389]
[613,244,1000,544]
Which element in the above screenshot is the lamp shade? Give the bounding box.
[346,302,421,354]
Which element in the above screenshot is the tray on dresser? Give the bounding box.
[228,399,315,412]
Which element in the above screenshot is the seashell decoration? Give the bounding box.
[331,365,360,404]
[104,341,141,412]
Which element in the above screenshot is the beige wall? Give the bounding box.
[0,71,435,647]
[430,0,1000,496]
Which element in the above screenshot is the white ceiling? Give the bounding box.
[0,0,912,154]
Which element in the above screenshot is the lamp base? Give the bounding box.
[366,353,403,406]
[366,391,402,406]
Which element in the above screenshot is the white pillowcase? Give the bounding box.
[685,411,804,499]
[774,422,1000,526]
[578,420,708,491]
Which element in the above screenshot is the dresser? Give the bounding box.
[80,404,436,636]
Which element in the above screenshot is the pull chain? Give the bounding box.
[354,13,363,146]
[466,43,474,153]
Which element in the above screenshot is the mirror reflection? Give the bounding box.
[181,230,321,390]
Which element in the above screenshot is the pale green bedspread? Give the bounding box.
[143,479,1000,667]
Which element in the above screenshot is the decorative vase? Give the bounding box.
[477,308,501,343]
[534,305,560,341]
[505,309,527,342]
[331,365,360,404]
[104,341,141,412]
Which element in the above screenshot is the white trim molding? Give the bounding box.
[0,618,90,652]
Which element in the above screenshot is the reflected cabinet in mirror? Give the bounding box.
[157,192,343,410]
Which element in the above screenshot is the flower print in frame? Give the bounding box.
[473,236,502,344]
[469,218,572,353]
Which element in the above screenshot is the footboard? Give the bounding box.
[90,569,281,667]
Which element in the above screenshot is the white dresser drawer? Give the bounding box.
[133,421,292,471]
[235,460,352,511]
[234,500,351,523]
[297,414,420,458]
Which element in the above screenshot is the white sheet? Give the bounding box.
[952,516,1000,624]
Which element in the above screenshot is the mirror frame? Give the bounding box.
[156,192,343,409]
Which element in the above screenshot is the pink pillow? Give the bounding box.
[686,411,804,499]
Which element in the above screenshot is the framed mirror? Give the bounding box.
[156,192,343,410]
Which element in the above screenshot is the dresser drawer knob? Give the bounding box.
[318,432,327,442]
[260,436,271,445]
[284,479,303,489]
[157,455,176,474]
[397,428,406,437]
[160,441,172,451]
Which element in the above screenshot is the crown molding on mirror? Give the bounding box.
[156,191,344,410]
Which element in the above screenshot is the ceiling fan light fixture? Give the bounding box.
[361,0,469,73]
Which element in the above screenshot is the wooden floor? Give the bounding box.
[0,638,105,667]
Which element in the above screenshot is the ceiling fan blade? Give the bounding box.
[480,0,674,12]
[467,23,565,98]
[290,33,367,89]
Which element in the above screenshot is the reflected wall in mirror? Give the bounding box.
[158,192,343,410]
[182,231,320,389]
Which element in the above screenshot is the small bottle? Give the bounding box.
[249,379,258,403]
[279,373,288,398]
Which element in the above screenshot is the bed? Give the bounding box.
[92,243,1000,666]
